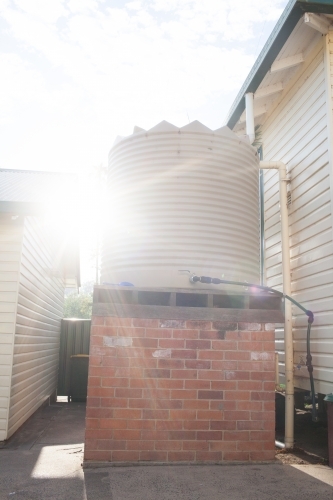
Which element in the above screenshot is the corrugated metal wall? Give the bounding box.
[7,216,64,439]
[262,39,333,394]
[57,319,90,397]
[0,217,22,441]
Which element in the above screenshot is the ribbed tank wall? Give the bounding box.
[101,121,260,288]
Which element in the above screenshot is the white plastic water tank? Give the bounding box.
[101,120,260,288]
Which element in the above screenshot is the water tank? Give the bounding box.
[101,120,260,288]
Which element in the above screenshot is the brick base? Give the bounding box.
[84,317,276,464]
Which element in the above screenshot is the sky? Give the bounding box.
[0,0,289,282]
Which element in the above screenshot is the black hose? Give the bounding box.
[190,275,317,421]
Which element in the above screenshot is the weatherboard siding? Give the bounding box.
[261,39,333,395]
[7,216,64,438]
[0,218,22,442]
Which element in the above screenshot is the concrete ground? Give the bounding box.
[1,401,333,500]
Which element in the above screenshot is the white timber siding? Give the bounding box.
[0,217,22,442]
[261,38,333,395]
[7,216,64,438]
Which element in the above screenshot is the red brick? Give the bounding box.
[263,381,276,391]
[112,450,140,461]
[196,451,222,461]
[143,409,169,420]
[183,400,209,410]
[169,409,196,420]
[211,381,236,390]
[238,380,263,390]
[145,328,172,338]
[186,320,211,330]
[126,440,155,451]
[113,429,141,440]
[119,326,145,337]
[199,330,223,340]
[113,408,141,419]
[250,331,268,341]
[115,367,143,378]
[224,411,250,421]
[142,388,170,399]
[263,440,275,451]
[173,329,199,339]
[250,430,275,441]
[87,387,114,398]
[264,421,275,430]
[171,349,197,359]
[212,340,237,350]
[132,337,158,348]
[129,357,157,368]
[128,420,156,430]
[133,318,158,328]
[144,368,170,378]
[91,316,104,326]
[158,359,184,369]
[90,335,104,346]
[251,392,275,401]
[226,331,250,340]
[141,430,169,440]
[156,420,183,430]
[168,451,195,461]
[183,441,209,450]
[85,429,113,440]
[116,347,144,358]
[184,420,209,430]
[101,377,128,388]
[128,398,154,409]
[115,388,142,398]
[103,356,129,367]
[225,351,250,361]
[197,410,223,420]
[250,450,275,461]
[210,400,235,411]
[185,339,211,350]
[97,439,126,450]
[86,407,112,418]
[171,369,197,379]
[223,451,249,461]
[238,323,262,331]
[237,441,263,451]
[198,390,224,400]
[212,322,238,331]
[84,450,111,461]
[86,396,101,407]
[198,370,224,380]
[197,431,222,441]
[264,401,275,411]
[210,421,236,430]
[89,355,102,366]
[100,418,127,429]
[159,338,184,348]
[185,379,210,389]
[88,376,101,387]
[240,341,263,351]
[225,371,249,380]
[105,317,132,327]
[198,350,223,360]
[86,418,100,429]
[251,371,274,380]
[100,397,128,408]
[140,451,168,462]
[155,399,183,410]
[224,391,250,401]
[158,379,184,389]
[209,441,237,451]
[85,438,98,449]
[171,389,197,399]
[251,410,275,420]
[161,320,186,328]
[224,431,249,441]
[237,401,262,411]
[237,420,264,430]
[185,360,211,369]
[155,440,182,450]
[211,360,237,370]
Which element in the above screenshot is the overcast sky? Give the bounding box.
[1,0,289,174]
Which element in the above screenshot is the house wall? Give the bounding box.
[7,216,65,439]
[261,38,333,394]
[0,216,22,442]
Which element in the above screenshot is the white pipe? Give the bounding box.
[245,93,255,144]
[275,440,286,449]
[260,160,294,449]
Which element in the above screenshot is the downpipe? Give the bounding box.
[260,161,294,449]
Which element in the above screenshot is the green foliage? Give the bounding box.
[63,292,92,319]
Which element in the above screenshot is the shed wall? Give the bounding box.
[261,39,333,394]
[0,217,22,441]
[7,216,64,438]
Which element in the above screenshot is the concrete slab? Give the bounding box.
[1,401,333,500]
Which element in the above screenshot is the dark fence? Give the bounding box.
[57,319,91,398]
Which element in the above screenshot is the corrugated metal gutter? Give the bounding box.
[226,0,333,129]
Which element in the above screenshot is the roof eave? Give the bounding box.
[226,0,333,129]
